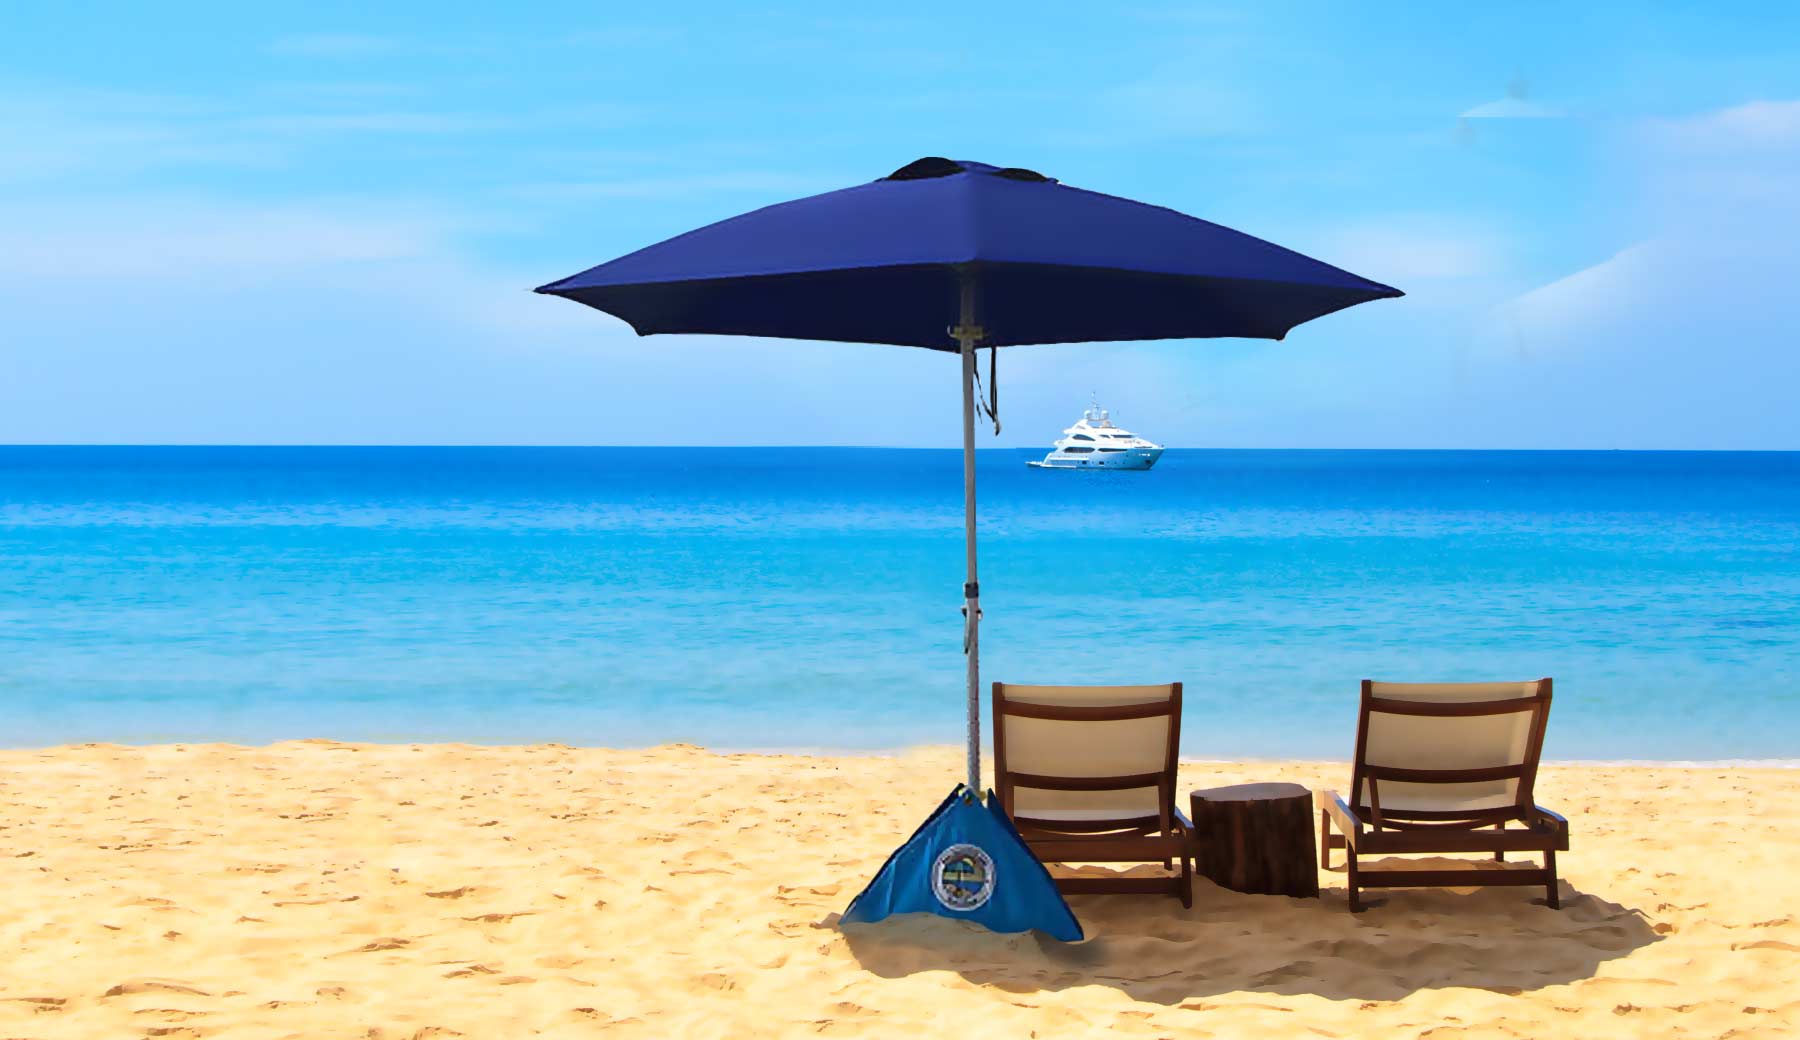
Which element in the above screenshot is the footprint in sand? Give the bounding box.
[442,964,499,978]
[133,1008,215,1022]
[103,980,212,998]
[1733,939,1800,952]
[426,886,476,899]
[337,937,411,955]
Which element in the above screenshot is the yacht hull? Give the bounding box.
[1028,447,1162,470]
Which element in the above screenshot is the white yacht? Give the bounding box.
[1028,403,1164,470]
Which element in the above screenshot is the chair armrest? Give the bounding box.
[1522,805,1570,849]
[1318,789,1364,849]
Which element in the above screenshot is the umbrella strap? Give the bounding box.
[961,597,982,652]
[971,345,1000,435]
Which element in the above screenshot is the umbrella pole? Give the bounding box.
[954,277,984,798]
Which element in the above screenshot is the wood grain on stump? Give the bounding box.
[1189,782,1319,898]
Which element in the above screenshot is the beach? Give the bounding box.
[0,742,1794,1038]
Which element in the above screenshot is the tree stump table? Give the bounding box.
[1189,782,1319,898]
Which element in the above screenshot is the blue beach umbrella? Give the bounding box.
[536,158,1401,941]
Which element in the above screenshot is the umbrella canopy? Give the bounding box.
[537,157,1400,348]
[536,157,1401,939]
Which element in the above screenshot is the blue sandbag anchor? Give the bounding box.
[842,784,1083,942]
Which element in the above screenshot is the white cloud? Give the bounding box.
[1460,97,1563,120]
[0,203,442,277]
[1102,78,1261,133]
[5,81,1797,449]
[1495,96,1800,355]
[234,112,502,135]
[1485,242,1660,360]
[271,34,398,58]
[1048,72,1260,147]
[510,171,847,202]
[1649,98,1800,151]
[1460,75,1565,121]
[0,192,946,446]
[1312,222,1509,281]
[0,84,649,191]
[261,81,424,101]
[1449,93,1800,447]
[0,91,279,181]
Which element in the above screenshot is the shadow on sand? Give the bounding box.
[838,858,1662,1004]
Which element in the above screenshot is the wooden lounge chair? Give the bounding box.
[1318,679,1570,911]
[992,682,1193,907]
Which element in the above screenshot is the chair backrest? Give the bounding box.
[1351,678,1552,825]
[991,682,1181,832]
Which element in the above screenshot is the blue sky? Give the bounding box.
[4,3,1798,447]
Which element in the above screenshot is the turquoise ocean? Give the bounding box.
[1,446,1795,761]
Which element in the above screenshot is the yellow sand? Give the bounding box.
[0,743,1795,1039]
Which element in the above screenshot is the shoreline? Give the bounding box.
[12,738,1800,769]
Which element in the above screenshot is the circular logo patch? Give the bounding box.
[931,843,996,912]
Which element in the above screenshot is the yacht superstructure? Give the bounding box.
[1027,403,1163,470]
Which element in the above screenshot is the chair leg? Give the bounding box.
[1179,850,1193,909]
[1346,851,1362,913]
[1319,809,1331,870]
[1545,848,1560,909]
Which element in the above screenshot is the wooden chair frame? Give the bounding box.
[993,681,1194,907]
[1319,678,1570,911]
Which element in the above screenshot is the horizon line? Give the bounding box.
[2,444,1798,453]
